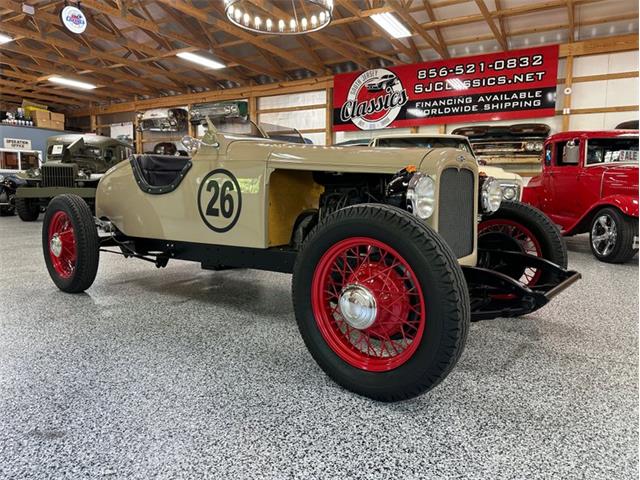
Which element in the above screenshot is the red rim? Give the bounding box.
[478,218,542,286]
[47,211,77,279]
[311,237,426,372]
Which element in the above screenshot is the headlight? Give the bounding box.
[407,173,436,219]
[500,183,519,201]
[481,177,503,213]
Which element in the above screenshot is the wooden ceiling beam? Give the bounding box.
[337,0,419,63]
[422,0,449,58]
[0,43,164,94]
[0,83,85,106]
[474,0,508,50]
[387,0,447,58]
[155,0,325,74]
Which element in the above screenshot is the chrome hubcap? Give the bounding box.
[591,214,617,256]
[338,284,377,330]
[50,233,62,257]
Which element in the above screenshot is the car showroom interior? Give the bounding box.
[0,0,638,478]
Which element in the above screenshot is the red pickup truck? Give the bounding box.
[523,130,638,263]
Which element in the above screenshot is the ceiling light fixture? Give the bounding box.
[49,76,97,90]
[0,33,13,44]
[224,0,333,35]
[176,52,226,70]
[371,12,411,39]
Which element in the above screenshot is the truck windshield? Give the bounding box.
[586,137,639,165]
[376,137,472,154]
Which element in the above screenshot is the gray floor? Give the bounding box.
[0,216,637,480]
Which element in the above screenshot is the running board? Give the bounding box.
[463,250,581,321]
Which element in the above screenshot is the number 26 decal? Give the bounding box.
[198,169,242,232]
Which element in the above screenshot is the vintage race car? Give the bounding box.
[41,120,579,401]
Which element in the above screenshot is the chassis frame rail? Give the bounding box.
[464,249,580,321]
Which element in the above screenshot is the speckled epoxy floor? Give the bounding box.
[0,216,637,480]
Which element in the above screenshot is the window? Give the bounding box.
[544,145,552,166]
[555,139,580,166]
[586,137,639,165]
[21,153,40,170]
[0,152,19,169]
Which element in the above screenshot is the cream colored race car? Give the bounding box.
[41,119,579,402]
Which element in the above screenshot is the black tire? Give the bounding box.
[42,194,99,293]
[0,206,13,216]
[292,204,470,402]
[478,200,567,285]
[589,207,638,263]
[0,190,14,216]
[16,197,40,221]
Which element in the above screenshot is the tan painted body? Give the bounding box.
[96,131,479,266]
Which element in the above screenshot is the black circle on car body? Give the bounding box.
[197,168,242,233]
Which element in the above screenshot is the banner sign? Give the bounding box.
[333,45,559,131]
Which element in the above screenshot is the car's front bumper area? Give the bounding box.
[463,250,581,321]
[15,186,97,199]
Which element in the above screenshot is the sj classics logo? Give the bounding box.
[197,169,242,233]
[339,68,409,130]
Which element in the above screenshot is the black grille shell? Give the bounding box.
[438,168,475,258]
[41,164,76,188]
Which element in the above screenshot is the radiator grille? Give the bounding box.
[438,168,475,258]
[42,164,76,188]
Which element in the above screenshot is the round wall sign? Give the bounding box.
[61,5,87,34]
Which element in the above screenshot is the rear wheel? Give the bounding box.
[42,194,99,293]
[478,201,567,286]
[292,204,469,402]
[589,207,638,263]
[16,197,40,221]
[0,190,14,216]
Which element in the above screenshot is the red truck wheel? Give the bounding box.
[590,207,638,263]
[42,194,99,293]
[292,204,469,402]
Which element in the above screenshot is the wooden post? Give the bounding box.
[249,95,258,124]
[562,55,574,131]
[325,87,333,146]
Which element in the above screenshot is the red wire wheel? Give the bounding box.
[478,218,542,286]
[47,210,77,279]
[311,237,426,372]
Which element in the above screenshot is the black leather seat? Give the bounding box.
[134,154,191,187]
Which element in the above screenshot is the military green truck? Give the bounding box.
[15,134,132,221]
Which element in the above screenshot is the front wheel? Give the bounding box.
[292,204,469,402]
[590,207,638,263]
[42,194,100,293]
[15,197,40,221]
[478,201,567,287]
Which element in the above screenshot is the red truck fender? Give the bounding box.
[564,194,639,235]
[521,175,544,209]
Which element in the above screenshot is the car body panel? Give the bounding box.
[522,130,639,234]
[97,132,479,266]
[365,133,524,201]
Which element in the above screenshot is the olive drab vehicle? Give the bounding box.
[41,119,580,402]
[15,134,132,221]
